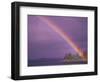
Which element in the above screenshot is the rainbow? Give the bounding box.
[38,16,86,61]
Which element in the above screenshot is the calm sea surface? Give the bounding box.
[28,58,87,67]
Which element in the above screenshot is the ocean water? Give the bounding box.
[28,58,87,67]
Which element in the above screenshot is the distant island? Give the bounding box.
[64,53,87,62]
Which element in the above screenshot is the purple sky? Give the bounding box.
[28,15,88,60]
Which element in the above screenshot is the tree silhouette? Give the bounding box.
[64,53,74,61]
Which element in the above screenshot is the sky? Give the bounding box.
[28,15,88,60]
